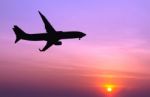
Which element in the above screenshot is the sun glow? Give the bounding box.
[104,84,115,93]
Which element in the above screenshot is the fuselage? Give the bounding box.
[21,31,86,42]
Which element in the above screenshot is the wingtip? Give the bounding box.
[38,11,42,15]
[13,25,17,28]
[39,48,44,52]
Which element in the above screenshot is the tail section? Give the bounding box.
[13,25,26,43]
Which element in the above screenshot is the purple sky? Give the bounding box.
[1,0,150,97]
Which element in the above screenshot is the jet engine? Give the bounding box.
[54,41,62,45]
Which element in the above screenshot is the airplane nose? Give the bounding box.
[82,33,86,37]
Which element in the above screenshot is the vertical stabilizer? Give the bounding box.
[13,25,26,43]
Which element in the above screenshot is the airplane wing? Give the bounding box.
[39,41,53,51]
[38,11,56,33]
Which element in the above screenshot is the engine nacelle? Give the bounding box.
[54,41,62,45]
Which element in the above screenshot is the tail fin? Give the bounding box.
[13,25,26,43]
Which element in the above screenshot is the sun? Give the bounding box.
[107,87,112,92]
[103,84,114,93]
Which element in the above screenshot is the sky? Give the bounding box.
[1,0,150,97]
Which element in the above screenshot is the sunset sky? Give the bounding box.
[1,0,150,97]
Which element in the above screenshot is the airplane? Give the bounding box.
[13,11,86,52]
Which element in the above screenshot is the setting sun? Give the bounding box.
[107,87,112,92]
[103,84,115,93]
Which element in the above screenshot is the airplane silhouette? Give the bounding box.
[13,11,86,51]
